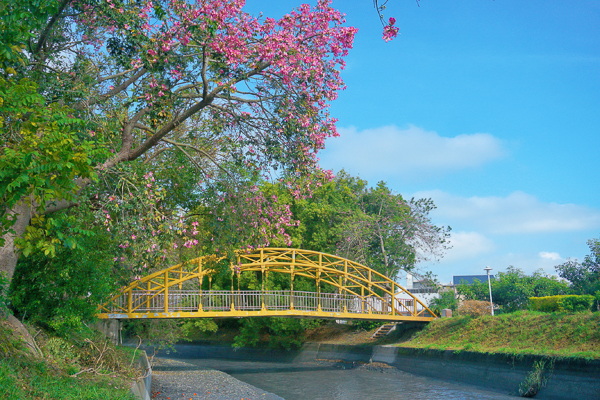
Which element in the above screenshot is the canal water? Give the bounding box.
[157,355,518,399]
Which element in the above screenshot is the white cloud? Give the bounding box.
[413,190,600,234]
[443,231,495,263]
[321,125,506,178]
[539,251,562,261]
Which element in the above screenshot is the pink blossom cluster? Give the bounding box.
[382,17,399,42]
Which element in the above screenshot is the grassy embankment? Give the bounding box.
[128,311,600,360]
[0,318,142,399]
[400,311,600,360]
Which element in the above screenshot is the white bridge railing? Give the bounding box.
[108,290,430,317]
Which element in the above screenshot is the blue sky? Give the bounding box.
[248,1,600,282]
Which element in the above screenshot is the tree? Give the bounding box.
[261,171,450,279]
[337,181,450,279]
[555,237,600,295]
[1,0,357,285]
[457,267,572,313]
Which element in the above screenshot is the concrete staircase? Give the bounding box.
[371,323,397,339]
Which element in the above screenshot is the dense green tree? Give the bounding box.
[261,171,450,279]
[9,211,123,334]
[457,267,571,313]
[555,237,600,295]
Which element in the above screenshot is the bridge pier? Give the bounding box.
[94,319,122,345]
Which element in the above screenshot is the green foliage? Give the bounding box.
[261,171,450,279]
[353,320,381,331]
[555,237,600,295]
[558,295,594,313]
[9,217,121,335]
[529,296,563,312]
[233,317,323,350]
[519,360,552,398]
[457,267,572,313]
[428,290,458,315]
[123,318,219,348]
[43,337,80,369]
[0,272,9,318]
[530,295,595,313]
[180,319,219,339]
[0,322,139,399]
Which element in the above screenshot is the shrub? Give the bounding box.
[519,360,552,397]
[558,295,594,312]
[353,320,381,331]
[529,296,563,312]
[530,295,595,313]
[428,290,458,316]
[458,300,491,317]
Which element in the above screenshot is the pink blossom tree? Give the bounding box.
[0,0,357,283]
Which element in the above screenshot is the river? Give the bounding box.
[154,353,518,399]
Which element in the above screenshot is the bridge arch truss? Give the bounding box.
[97,248,437,322]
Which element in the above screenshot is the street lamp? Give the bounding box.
[484,266,494,316]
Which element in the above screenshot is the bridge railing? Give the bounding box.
[106,289,433,317]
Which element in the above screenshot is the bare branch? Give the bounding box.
[74,68,147,111]
[98,68,140,83]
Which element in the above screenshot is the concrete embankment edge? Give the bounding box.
[131,350,152,400]
[301,343,600,400]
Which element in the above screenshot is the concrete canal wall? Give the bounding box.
[304,343,600,400]
[130,350,152,400]
[161,342,599,400]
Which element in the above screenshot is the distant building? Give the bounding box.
[400,272,440,305]
[452,275,494,286]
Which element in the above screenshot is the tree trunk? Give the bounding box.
[0,203,32,282]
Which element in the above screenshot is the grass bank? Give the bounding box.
[0,318,141,399]
[400,311,600,359]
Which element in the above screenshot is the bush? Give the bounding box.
[428,290,458,316]
[10,226,120,336]
[353,320,381,331]
[529,296,563,312]
[558,295,594,312]
[530,295,595,313]
[458,300,491,317]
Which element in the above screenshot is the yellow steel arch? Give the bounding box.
[97,248,437,322]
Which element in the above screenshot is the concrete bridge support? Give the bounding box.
[94,319,122,345]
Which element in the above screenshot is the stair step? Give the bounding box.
[371,323,398,339]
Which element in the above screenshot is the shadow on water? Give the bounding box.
[153,362,349,375]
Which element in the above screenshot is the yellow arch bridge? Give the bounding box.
[97,248,437,322]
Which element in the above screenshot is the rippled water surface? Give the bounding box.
[163,356,517,400]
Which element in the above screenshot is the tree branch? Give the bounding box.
[34,0,71,57]
[73,68,147,111]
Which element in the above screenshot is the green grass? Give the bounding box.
[0,321,140,399]
[400,311,600,359]
[0,358,137,400]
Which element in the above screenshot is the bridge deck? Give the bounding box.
[97,290,435,321]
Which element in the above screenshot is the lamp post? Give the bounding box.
[484,266,494,316]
